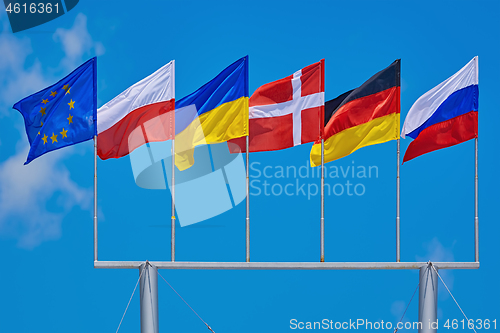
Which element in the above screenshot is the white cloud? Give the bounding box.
[416,237,455,296]
[390,300,406,318]
[53,13,105,72]
[0,13,105,115]
[416,237,455,263]
[390,294,418,327]
[0,32,50,116]
[0,13,104,248]
[0,143,92,249]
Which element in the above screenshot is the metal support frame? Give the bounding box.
[90,58,482,333]
[139,262,159,333]
[95,261,478,270]
[418,263,438,333]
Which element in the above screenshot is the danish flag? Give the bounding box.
[230,60,324,152]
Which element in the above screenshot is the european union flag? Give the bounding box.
[13,57,97,164]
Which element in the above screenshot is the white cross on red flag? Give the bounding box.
[229,60,324,152]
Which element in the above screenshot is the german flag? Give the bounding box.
[310,60,400,166]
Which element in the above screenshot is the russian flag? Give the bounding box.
[401,57,478,163]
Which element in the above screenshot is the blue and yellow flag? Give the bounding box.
[175,56,249,170]
[14,58,97,165]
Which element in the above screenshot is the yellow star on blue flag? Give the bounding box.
[13,58,97,164]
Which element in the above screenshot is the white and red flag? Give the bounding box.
[230,60,324,152]
[97,60,175,159]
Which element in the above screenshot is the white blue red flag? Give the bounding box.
[401,57,478,163]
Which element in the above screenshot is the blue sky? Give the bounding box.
[1,1,499,332]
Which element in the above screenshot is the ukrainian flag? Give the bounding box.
[175,56,249,170]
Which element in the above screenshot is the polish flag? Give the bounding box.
[230,60,324,152]
[97,61,175,159]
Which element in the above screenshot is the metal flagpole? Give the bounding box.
[246,136,250,262]
[474,137,478,262]
[474,56,479,263]
[171,138,176,262]
[397,138,400,262]
[244,56,250,263]
[171,60,176,262]
[320,59,325,263]
[93,57,98,263]
[320,139,325,262]
[94,136,98,262]
[396,59,401,263]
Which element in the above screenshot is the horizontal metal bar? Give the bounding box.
[94,261,479,270]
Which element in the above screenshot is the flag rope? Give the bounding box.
[393,282,419,333]
[430,264,478,333]
[156,269,215,332]
[115,265,146,333]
